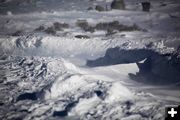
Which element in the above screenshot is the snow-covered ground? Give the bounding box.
[0,0,180,120]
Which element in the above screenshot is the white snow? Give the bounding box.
[70,95,101,116]
[0,0,180,119]
[105,82,134,102]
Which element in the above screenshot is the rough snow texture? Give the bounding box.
[0,0,180,120]
[0,55,170,120]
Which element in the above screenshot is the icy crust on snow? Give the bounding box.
[0,55,66,100]
[0,55,170,120]
[0,55,65,117]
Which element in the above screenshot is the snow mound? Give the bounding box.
[105,82,133,102]
[0,54,173,120]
